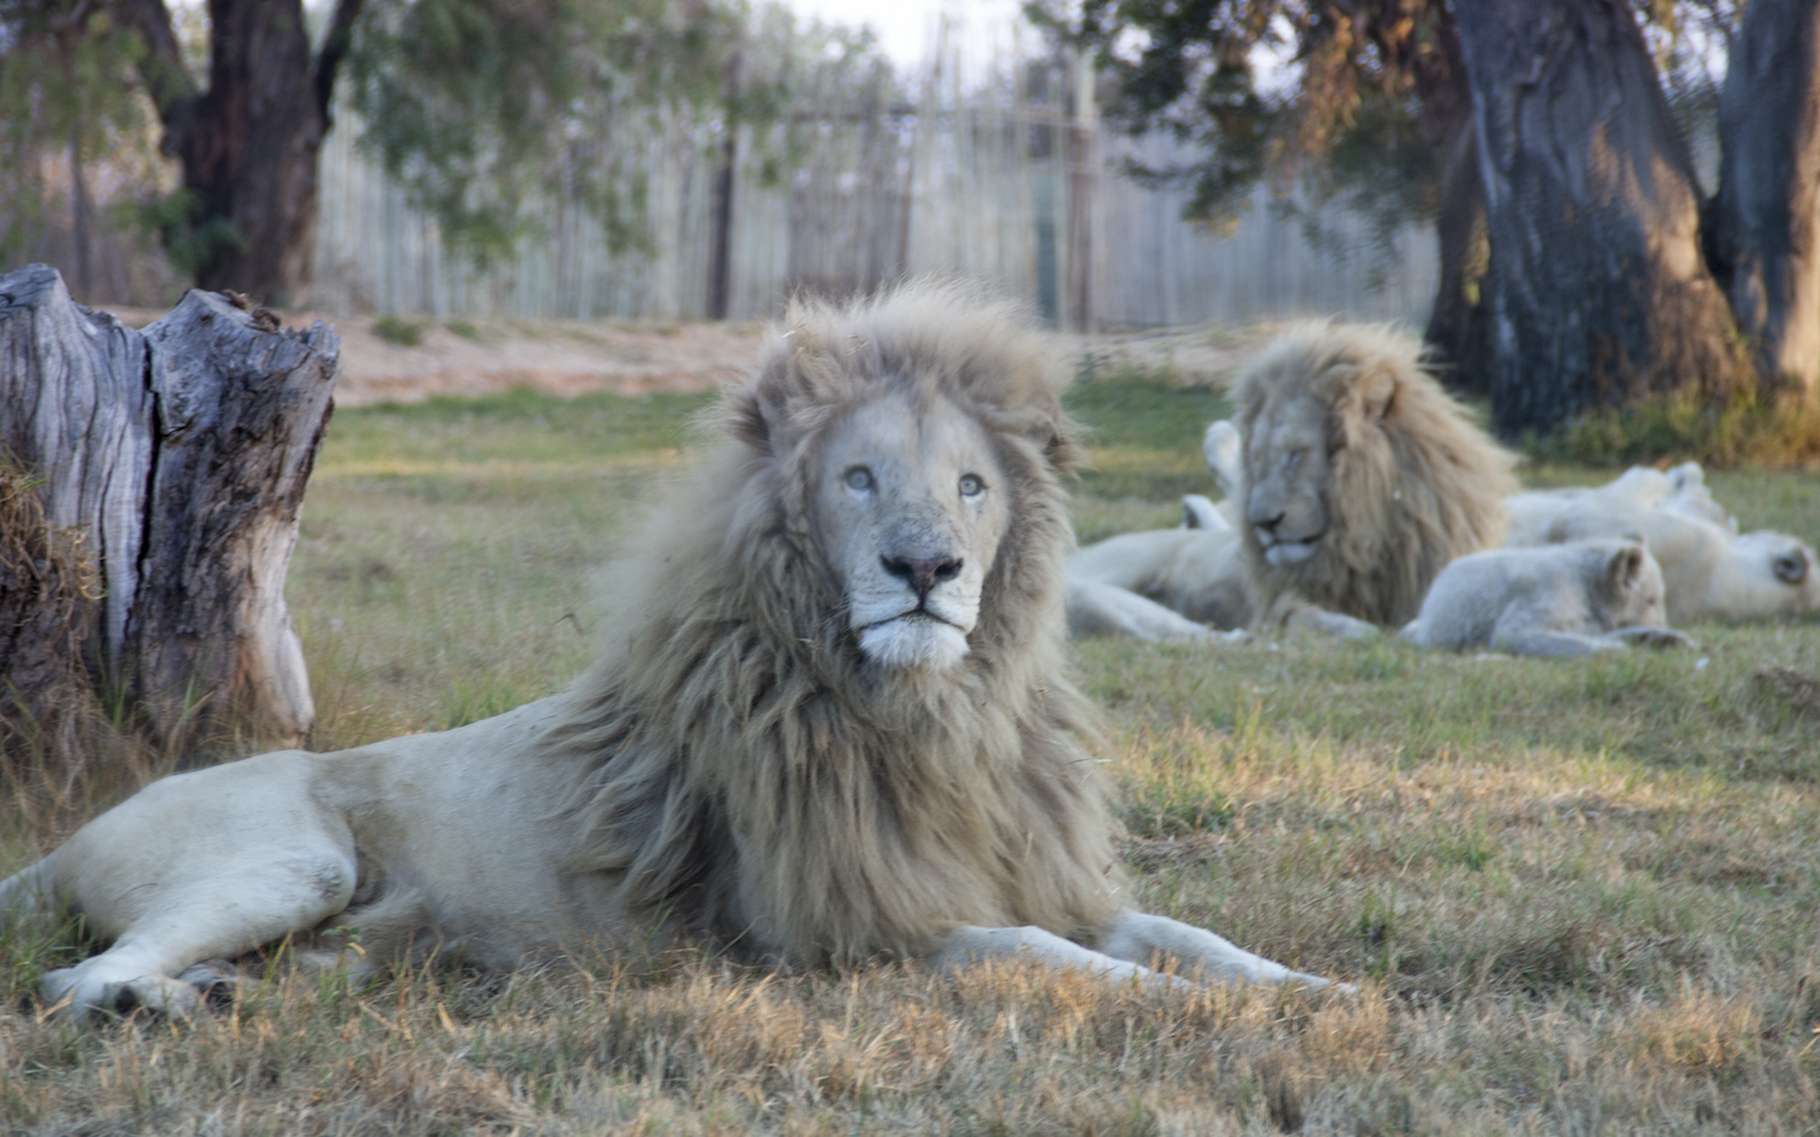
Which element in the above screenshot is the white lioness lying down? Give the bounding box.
[1402,540,1693,657]
[1063,422,1254,644]
[1506,465,1818,625]
[0,284,1346,1021]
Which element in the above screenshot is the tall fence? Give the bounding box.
[11,35,1436,329]
[310,43,1436,329]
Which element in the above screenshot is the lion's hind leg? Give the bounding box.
[38,752,360,1021]
[40,846,358,1020]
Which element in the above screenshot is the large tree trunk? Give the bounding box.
[1705,0,1820,398]
[1421,122,1492,395]
[1454,0,1758,438]
[175,0,326,302]
[115,0,365,304]
[0,264,338,755]
[1372,1,1492,395]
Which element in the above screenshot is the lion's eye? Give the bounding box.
[959,474,986,498]
[844,466,875,492]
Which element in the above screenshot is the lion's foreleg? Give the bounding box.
[1096,911,1351,992]
[1065,578,1231,645]
[929,924,1188,990]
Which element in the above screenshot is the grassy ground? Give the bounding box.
[5,378,1820,1135]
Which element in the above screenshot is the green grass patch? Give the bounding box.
[1539,388,1820,469]
[4,377,1820,1134]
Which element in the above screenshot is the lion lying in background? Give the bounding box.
[1402,540,1693,657]
[0,282,1345,1021]
[1506,466,1819,625]
[1065,323,1517,643]
[1235,323,1518,636]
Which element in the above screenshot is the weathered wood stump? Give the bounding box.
[0,264,338,756]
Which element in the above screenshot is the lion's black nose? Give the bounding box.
[881,554,963,596]
[1250,510,1285,536]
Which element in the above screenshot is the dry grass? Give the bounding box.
[4,378,1820,1134]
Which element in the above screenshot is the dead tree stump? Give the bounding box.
[0,264,338,756]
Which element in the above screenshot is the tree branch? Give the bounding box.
[314,0,367,119]
[110,0,197,127]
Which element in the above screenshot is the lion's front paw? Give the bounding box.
[41,963,208,1022]
[1286,969,1358,997]
[1614,626,1698,651]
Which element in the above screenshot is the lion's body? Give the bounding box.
[1402,540,1691,657]
[6,283,1341,1019]
[1234,323,1519,632]
[1065,527,1251,633]
[1507,495,1819,625]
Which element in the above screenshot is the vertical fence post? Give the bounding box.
[708,49,743,321]
[1065,48,1097,333]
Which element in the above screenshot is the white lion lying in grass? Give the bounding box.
[1505,466,1818,625]
[1401,540,1694,657]
[0,282,1347,1022]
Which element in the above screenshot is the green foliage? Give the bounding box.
[0,5,156,261]
[1035,0,1737,287]
[110,188,244,280]
[348,0,721,265]
[1031,0,1453,246]
[343,0,892,268]
[371,314,426,347]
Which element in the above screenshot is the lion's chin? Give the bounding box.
[858,616,971,671]
[1263,540,1320,567]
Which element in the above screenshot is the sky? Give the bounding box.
[783,0,1031,68]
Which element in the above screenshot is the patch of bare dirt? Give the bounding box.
[100,306,770,407]
[100,301,1258,405]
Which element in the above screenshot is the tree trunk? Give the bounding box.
[173,0,327,303]
[116,0,365,305]
[1705,0,1820,398]
[1065,48,1098,333]
[67,120,94,300]
[707,51,742,321]
[1422,122,1492,395]
[1454,0,1757,437]
[0,263,338,755]
[1366,0,1492,394]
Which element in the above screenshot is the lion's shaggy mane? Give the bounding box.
[545,283,1122,967]
[1236,322,1519,627]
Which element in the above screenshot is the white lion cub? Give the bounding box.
[1402,540,1694,657]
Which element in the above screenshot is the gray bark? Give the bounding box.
[1706,0,1820,396]
[0,263,337,751]
[1455,0,1757,437]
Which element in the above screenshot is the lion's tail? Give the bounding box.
[0,854,56,921]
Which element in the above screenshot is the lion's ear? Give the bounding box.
[736,327,830,455]
[729,388,772,455]
[1358,365,1398,421]
[1606,543,1646,591]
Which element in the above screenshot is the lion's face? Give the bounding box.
[1599,542,1670,629]
[811,390,1012,670]
[1707,531,1820,620]
[1241,393,1340,568]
